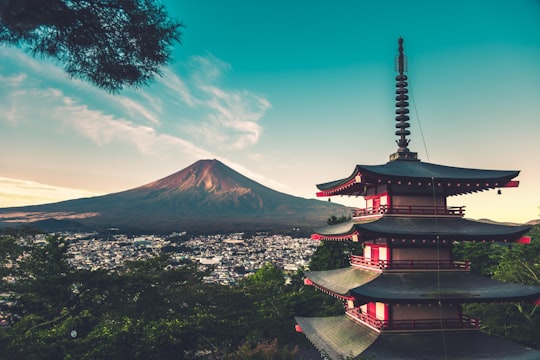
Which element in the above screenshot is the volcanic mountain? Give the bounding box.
[0,159,347,233]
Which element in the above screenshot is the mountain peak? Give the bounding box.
[139,159,249,194]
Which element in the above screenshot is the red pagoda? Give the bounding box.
[295,38,540,359]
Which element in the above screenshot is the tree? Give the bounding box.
[226,339,298,360]
[453,241,509,276]
[0,232,266,359]
[0,0,182,92]
[309,215,360,271]
[462,225,540,349]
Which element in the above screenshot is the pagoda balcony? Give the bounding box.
[352,205,465,218]
[350,255,470,272]
[346,307,480,332]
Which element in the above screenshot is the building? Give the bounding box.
[295,38,540,360]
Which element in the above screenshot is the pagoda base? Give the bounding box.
[295,315,540,360]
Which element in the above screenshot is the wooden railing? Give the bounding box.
[350,255,470,271]
[352,205,465,217]
[346,308,480,331]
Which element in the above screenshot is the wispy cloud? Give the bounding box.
[200,85,269,149]
[1,48,271,151]
[186,55,270,149]
[57,96,217,159]
[0,176,100,207]
[158,68,196,107]
[115,96,160,125]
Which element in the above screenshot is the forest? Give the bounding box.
[0,223,538,359]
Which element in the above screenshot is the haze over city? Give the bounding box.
[1,1,539,223]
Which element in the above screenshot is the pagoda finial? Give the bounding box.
[390,37,418,161]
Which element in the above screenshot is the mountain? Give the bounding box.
[0,159,347,233]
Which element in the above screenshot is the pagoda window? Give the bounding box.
[366,198,373,211]
[363,243,390,267]
[376,302,389,320]
[364,192,389,214]
[362,302,389,321]
[372,246,379,261]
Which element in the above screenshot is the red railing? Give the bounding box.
[346,308,480,331]
[352,205,465,217]
[349,255,470,271]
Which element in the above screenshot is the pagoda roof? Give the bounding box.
[304,268,540,304]
[312,217,531,242]
[349,272,540,303]
[295,315,540,359]
[304,267,380,297]
[294,316,379,360]
[316,159,519,196]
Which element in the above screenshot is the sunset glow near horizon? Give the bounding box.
[1,1,539,224]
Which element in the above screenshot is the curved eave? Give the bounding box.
[350,272,540,303]
[311,221,357,241]
[354,217,531,242]
[311,219,375,241]
[313,217,531,243]
[304,267,380,299]
[315,160,520,197]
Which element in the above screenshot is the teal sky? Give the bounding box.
[1,0,539,223]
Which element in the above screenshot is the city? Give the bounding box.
[62,231,319,285]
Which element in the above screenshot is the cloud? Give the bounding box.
[0,177,100,207]
[2,48,271,152]
[57,97,217,159]
[115,96,160,125]
[190,54,231,81]
[158,68,196,107]
[167,54,270,149]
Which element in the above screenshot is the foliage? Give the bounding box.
[327,215,351,225]
[309,241,362,271]
[452,241,509,276]
[0,0,182,92]
[461,225,540,349]
[0,233,335,359]
[225,339,298,360]
[309,215,361,271]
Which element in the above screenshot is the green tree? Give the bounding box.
[0,0,182,92]
[452,241,509,276]
[462,225,540,349]
[309,215,360,271]
[0,232,264,359]
[226,339,298,360]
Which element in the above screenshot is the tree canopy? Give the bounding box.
[0,232,331,359]
[0,0,182,92]
[456,225,540,349]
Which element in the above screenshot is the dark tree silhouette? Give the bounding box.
[0,0,182,92]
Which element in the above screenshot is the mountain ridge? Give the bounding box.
[0,159,347,233]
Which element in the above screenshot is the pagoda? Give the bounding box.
[295,38,540,360]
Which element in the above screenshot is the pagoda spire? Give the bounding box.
[390,37,418,161]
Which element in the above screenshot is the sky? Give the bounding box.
[1,0,539,223]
